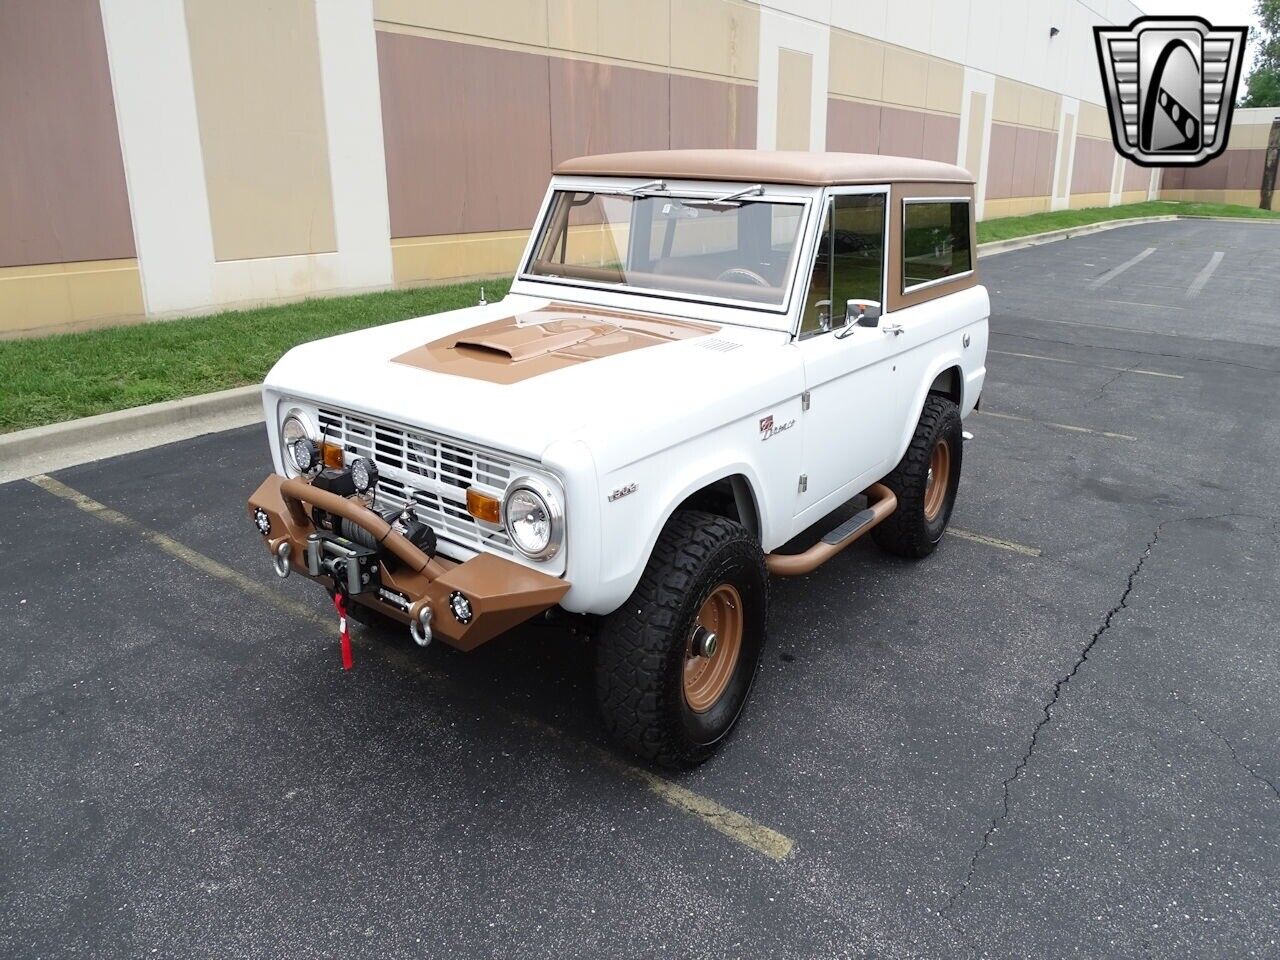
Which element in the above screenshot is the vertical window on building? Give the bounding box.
[901,199,972,291]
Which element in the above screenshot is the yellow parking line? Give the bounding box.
[976,410,1138,442]
[989,349,1183,380]
[946,527,1042,557]
[27,473,795,862]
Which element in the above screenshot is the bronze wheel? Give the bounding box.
[683,584,744,713]
[923,438,952,522]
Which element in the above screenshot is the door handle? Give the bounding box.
[882,323,904,337]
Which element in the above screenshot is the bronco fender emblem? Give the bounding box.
[760,414,795,441]
[608,482,638,502]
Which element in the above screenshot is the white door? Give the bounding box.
[794,188,910,524]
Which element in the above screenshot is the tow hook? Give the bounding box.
[271,539,292,579]
[409,601,433,648]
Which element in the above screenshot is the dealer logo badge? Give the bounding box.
[1093,16,1247,167]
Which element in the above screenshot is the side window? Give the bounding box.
[901,199,972,291]
[800,193,886,338]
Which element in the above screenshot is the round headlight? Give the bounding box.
[281,411,319,477]
[350,456,377,494]
[502,477,563,561]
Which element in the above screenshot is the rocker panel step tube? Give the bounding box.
[764,483,898,577]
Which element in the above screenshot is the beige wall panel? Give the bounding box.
[1055,113,1075,198]
[598,0,669,66]
[1068,192,1112,210]
[925,59,964,116]
[879,105,926,159]
[549,57,671,164]
[1226,120,1273,151]
[186,0,336,262]
[964,92,987,181]
[374,0,548,46]
[379,33,552,238]
[984,197,1051,219]
[985,122,1017,199]
[923,113,960,163]
[776,48,813,151]
[1017,85,1042,128]
[0,259,143,335]
[1119,190,1146,204]
[0,0,135,268]
[1159,188,1267,208]
[882,46,928,110]
[993,78,1021,125]
[671,0,759,80]
[671,76,757,149]
[1077,102,1111,140]
[548,0,598,53]
[826,98,882,154]
[391,231,530,285]
[1041,93,1061,131]
[829,31,884,102]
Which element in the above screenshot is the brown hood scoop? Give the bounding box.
[393,305,718,385]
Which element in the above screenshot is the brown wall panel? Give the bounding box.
[549,58,671,165]
[1070,137,1113,194]
[826,99,881,154]
[985,123,1017,199]
[1033,130,1056,196]
[1184,154,1229,190]
[879,105,925,159]
[1122,159,1148,191]
[670,76,756,150]
[1162,167,1186,190]
[1010,127,1037,197]
[0,0,135,267]
[379,33,552,238]
[922,113,959,164]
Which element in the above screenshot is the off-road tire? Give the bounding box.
[595,511,768,768]
[872,394,963,559]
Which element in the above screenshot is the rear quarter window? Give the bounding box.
[901,199,972,292]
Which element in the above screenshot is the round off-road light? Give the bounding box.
[449,591,473,624]
[350,456,377,493]
[253,507,272,537]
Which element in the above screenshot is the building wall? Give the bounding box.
[12,0,1267,338]
[1158,107,1280,211]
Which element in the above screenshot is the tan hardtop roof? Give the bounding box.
[554,149,974,186]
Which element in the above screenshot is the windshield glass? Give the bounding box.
[524,189,806,309]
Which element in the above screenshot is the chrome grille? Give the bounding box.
[317,406,515,559]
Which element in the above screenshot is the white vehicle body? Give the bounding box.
[261,152,988,617]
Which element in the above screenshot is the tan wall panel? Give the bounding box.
[1078,102,1111,140]
[776,48,813,151]
[597,0,669,66]
[965,92,987,181]
[1158,188,1268,208]
[1119,190,1146,204]
[0,259,143,335]
[671,76,757,149]
[1068,191,1112,210]
[186,0,336,262]
[549,57,671,163]
[984,197,1052,219]
[374,0,548,47]
[379,33,552,238]
[548,0,598,53]
[826,98,882,154]
[392,230,530,285]
[671,0,758,80]
[829,31,884,102]
[882,46,929,110]
[1227,120,1274,151]
[993,78,1021,125]
[0,0,135,268]
[925,59,964,116]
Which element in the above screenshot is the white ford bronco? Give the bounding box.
[248,150,988,766]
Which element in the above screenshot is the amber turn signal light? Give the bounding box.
[466,488,501,523]
[321,442,344,470]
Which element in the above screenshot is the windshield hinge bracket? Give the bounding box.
[801,390,811,411]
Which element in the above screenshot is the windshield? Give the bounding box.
[523,189,807,309]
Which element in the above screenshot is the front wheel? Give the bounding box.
[595,511,768,767]
[872,394,963,559]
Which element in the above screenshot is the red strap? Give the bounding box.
[333,592,353,670]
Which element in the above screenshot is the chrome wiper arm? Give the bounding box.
[682,184,765,208]
[624,179,667,197]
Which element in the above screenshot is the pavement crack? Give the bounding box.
[1172,692,1280,803]
[940,522,1165,922]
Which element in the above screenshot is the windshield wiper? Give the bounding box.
[682,184,764,208]
[624,179,667,197]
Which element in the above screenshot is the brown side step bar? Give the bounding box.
[764,483,897,577]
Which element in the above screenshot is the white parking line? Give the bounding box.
[946,528,1042,557]
[1186,251,1225,298]
[990,349,1183,379]
[976,409,1137,441]
[26,473,796,862]
[1088,247,1156,289]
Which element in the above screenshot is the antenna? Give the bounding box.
[478,285,487,306]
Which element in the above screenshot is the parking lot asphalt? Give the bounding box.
[3,219,1279,959]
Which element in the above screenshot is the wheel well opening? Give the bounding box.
[928,366,963,406]
[674,475,761,542]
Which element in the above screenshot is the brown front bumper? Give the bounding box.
[247,474,570,651]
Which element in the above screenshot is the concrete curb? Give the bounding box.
[976,212,1280,258]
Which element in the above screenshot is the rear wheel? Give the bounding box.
[595,511,768,767]
[872,394,963,559]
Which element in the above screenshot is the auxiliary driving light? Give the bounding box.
[350,457,378,494]
[291,437,320,474]
[253,507,272,537]
[449,590,473,624]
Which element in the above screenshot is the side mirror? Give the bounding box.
[835,299,882,338]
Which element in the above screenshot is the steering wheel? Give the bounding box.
[715,267,769,287]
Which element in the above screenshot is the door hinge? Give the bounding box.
[801,390,811,411]
[798,473,808,494]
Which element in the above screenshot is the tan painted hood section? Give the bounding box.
[392,303,717,385]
